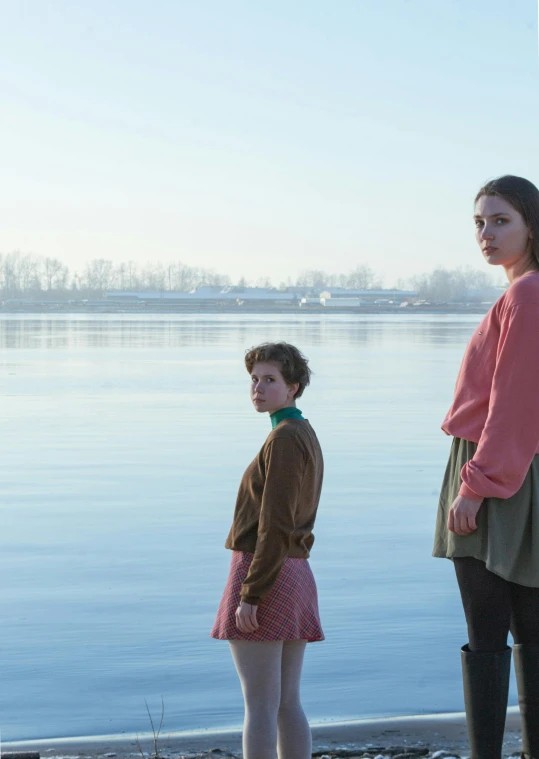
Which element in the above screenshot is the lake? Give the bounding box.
[0,312,514,741]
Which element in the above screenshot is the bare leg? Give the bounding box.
[229,640,282,759]
[278,640,311,759]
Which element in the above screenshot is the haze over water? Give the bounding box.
[0,313,519,741]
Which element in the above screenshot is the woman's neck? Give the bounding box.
[504,256,539,284]
[270,406,304,429]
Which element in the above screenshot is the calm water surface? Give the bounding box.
[0,313,516,740]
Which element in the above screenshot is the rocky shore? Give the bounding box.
[154,748,522,759]
[70,747,522,759]
[2,710,524,759]
[0,745,524,759]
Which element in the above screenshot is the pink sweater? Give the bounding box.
[442,271,539,502]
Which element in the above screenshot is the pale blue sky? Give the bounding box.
[1,0,538,286]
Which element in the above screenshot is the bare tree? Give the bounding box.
[295,270,329,290]
[114,262,129,290]
[81,259,114,293]
[43,257,69,290]
[410,266,498,302]
[19,254,41,290]
[124,260,141,290]
[139,262,167,291]
[201,268,230,287]
[169,262,197,291]
[296,266,383,291]
[255,276,273,288]
[0,251,41,293]
[346,264,383,290]
[0,251,19,292]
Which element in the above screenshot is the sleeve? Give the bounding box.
[240,437,304,605]
[459,303,539,501]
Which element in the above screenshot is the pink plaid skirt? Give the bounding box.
[211,551,324,642]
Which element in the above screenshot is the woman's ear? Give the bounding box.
[289,383,300,399]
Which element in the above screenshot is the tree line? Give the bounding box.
[296,265,502,301]
[0,251,502,301]
[408,267,502,302]
[0,252,231,298]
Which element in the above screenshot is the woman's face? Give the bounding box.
[250,361,299,415]
[474,194,533,270]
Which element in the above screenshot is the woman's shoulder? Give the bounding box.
[265,419,319,448]
[504,271,539,308]
[266,419,305,443]
[266,419,321,456]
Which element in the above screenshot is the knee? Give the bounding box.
[244,691,280,717]
[278,692,301,714]
[511,615,539,645]
[465,607,509,651]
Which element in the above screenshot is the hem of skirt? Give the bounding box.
[432,549,539,588]
[210,636,325,642]
[432,550,454,560]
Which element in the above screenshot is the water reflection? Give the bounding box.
[0,314,480,351]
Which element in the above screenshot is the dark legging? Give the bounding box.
[454,557,539,652]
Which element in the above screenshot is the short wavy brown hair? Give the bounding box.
[244,342,312,399]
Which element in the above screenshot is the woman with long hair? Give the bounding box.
[433,175,539,759]
[211,341,324,759]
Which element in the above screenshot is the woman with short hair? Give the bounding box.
[433,175,539,759]
[211,341,324,759]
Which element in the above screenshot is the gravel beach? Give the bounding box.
[2,708,524,759]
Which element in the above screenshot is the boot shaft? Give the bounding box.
[513,643,539,759]
[461,645,512,759]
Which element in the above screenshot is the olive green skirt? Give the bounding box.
[433,437,539,587]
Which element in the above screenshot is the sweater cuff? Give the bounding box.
[241,595,260,607]
[458,482,484,502]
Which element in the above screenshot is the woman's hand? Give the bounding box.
[448,495,483,535]
[235,601,259,633]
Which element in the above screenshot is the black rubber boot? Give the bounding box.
[513,643,539,759]
[461,644,512,759]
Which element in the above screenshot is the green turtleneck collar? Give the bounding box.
[270,406,304,429]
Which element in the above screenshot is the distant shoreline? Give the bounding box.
[0,305,490,316]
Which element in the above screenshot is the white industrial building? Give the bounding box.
[104,286,298,306]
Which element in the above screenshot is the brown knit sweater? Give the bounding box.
[225,418,324,605]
